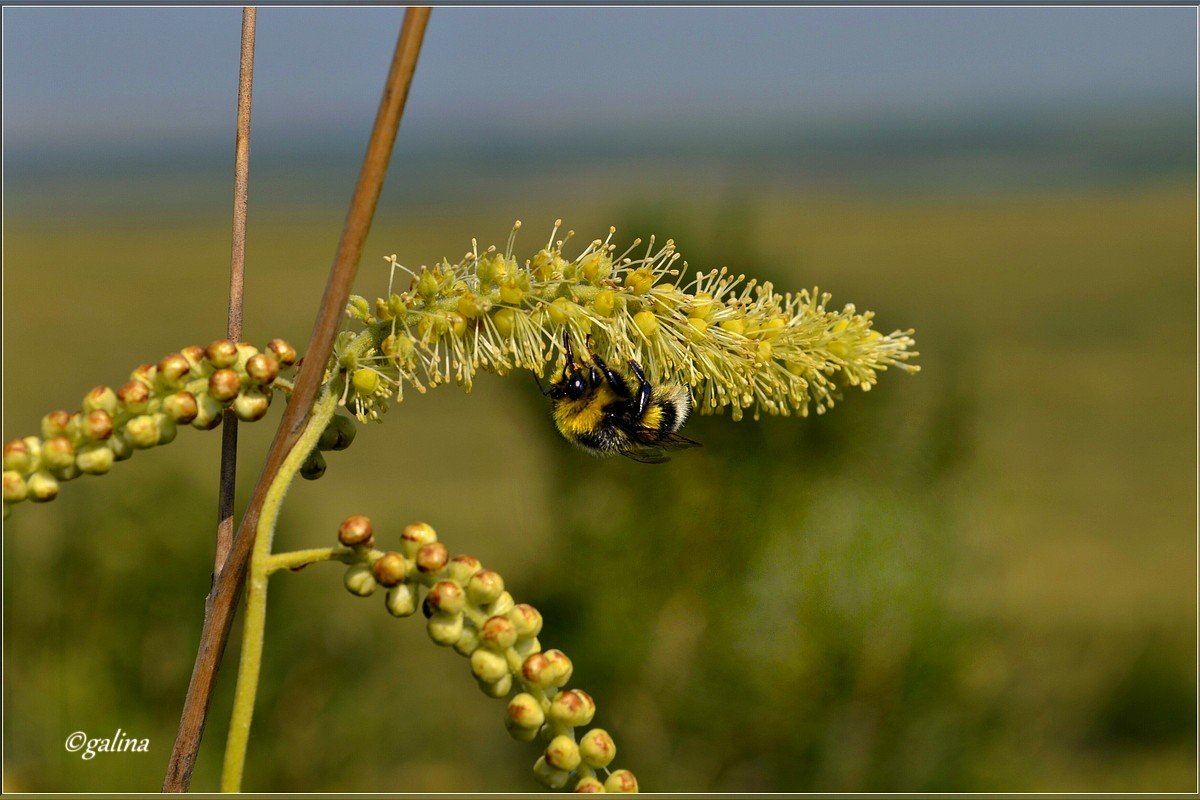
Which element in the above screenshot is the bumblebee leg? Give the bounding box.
[589,366,602,388]
[628,360,651,417]
[590,353,631,398]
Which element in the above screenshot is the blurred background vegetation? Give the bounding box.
[3,7,1196,794]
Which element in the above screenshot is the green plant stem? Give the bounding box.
[264,546,368,574]
[219,382,340,793]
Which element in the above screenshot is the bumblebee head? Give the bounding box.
[550,331,589,400]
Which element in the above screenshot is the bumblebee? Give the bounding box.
[547,333,699,464]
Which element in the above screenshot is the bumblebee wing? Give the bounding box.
[621,448,672,465]
[659,432,702,450]
[621,433,701,464]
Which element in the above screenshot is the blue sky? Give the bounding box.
[4,6,1196,151]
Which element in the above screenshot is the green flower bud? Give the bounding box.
[467,569,505,606]
[108,432,134,462]
[385,294,407,319]
[499,279,525,305]
[446,554,482,585]
[205,339,239,369]
[300,450,326,480]
[337,515,374,548]
[154,414,178,445]
[327,414,357,451]
[191,393,224,431]
[457,292,490,319]
[574,777,605,793]
[580,251,612,282]
[208,369,242,403]
[400,521,437,558]
[162,392,199,424]
[603,769,638,793]
[386,583,418,617]
[41,436,75,471]
[416,542,449,574]
[125,415,161,449]
[545,735,582,771]
[486,590,515,617]
[633,310,659,337]
[76,444,115,475]
[233,343,259,372]
[317,422,339,451]
[591,289,616,317]
[3,439,33,472]
[470,648,509,684]
[508,604,544,639]
[533,756,571,790]
[343,564,377,597]
[506,693,546,737]
[371,552,409,587]
[579,728,616,769]
[41,410,72,439]
[477,672,512,698]
[232,390,271,422]
[3,471,29,504]
[454,626,481,657]
[82,386,119,416]
[547,297,579,326]
[118,380,151,413]
[624,266,654,294]
[347,294,372,320]
[481,615,517,652]
[426,580,465,615]
[492,308,518,338]
[427,612,464,646]
[156,353,191,387]
[27,471,59,503]
[266,338,297,366]
[549,689,596,728]
[416,269,440,300]
[245,353,279,386]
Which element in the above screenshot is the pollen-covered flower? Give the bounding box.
[338,221,917,424]
[333,515,640,792]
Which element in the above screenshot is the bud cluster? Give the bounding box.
[339,220,917,423]
[335,515,638,792]
[3,338,298,517]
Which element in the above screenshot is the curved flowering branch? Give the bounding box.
[337,221,918,425]
[224,515,638,793]
[2,338,299,517]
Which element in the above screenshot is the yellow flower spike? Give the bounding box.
[827,340,850,359]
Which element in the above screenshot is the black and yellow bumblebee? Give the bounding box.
[546,333,700,464]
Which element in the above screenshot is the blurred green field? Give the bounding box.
[3,176,1195,792]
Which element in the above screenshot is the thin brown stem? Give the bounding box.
[161,7,431,791]
[216,6,257,574]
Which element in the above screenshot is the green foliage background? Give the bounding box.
[3,116,1195,791]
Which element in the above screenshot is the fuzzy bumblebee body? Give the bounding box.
[548,336,698,464]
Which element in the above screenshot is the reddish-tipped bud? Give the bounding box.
[245,353,279,385]
[579,728,617,769]
[603,769,638,793]
[416,542,449,574]
[205,339,239,369]
[447,554,483,585]
[3,471,29,504]
[118,380,151,413]
[82,410,114,441]
[191,394,224,431]
[162,392,198,423]
[337,515,374,547]
[156,353,191,386]
[208,369,241,403]
[505,693,546,741]
[181,345,206,372]
[508,604,543,639]
[266,338,297,365]
[574,777,605,793]
[533,756,570,790]
[400,522,437,558]
[481,615,518,652]
[3,439,33,472]
[41,410,72,439]
[545,735,582,771]
[467,569,505,606]
[41,436,75,471]
[130,363,156,386]
[426,580,465,614]
[27,471,59,503]
[549,689,596,728]
[543,649,574,688]
[522,652,553,689]
[76,444,115,475]
[371,552,409,587]
[82,386,119,416]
